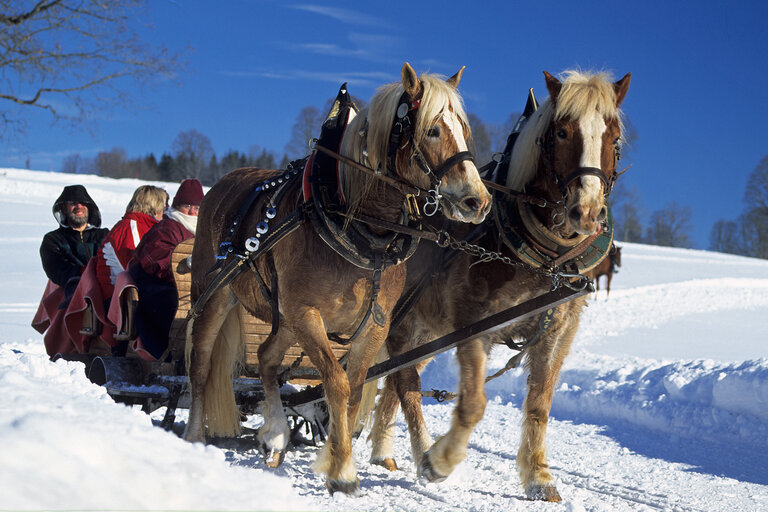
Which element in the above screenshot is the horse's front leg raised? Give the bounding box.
[420,337,488,481]
[257,327,297,468]
[517,318,578,502]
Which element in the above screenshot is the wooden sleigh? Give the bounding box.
[49,236,589,439]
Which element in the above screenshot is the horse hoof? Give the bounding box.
[326,477,360,495]
[263,447,286,468]
[371,457,398,471]
[525,483,562,502]
[419,453,447,483]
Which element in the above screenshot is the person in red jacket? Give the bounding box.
[128,179,204,359]
[95,185,169,302]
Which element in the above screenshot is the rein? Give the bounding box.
[312,143,422,198]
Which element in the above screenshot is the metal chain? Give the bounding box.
[436,232,592,292]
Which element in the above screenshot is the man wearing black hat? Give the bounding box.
[40,185,109,307]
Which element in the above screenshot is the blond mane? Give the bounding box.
[340,73,470,204]
[506,70,624,191]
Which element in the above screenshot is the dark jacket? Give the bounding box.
[128,215,194,359]
[40,185,108,287]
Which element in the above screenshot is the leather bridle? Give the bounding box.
[535,124,621,213]
[386,91,475,216]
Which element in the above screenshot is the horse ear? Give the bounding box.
[613,73,631,107]
[543,71,562,102]
[401,62,423,99]
[446,66,465,89]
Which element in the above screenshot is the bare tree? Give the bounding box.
[610,181,645,242]
[60,153,92,174]
[489,111,519,154]
[709,219,742,254]
[94,147,128,178]
[742,156,768,258]
[645,201,693,248]
[285,106,321,159]
[466,113,493,167]
[0,1,184,139]
[171,129,214,181]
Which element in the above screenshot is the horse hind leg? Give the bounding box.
[257,326,296,468]
[184,287,239,443]
[420,338,487,482]
[369,375,401,471]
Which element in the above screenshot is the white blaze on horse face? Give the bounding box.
[439,111,484,204]
[577,113,607,202]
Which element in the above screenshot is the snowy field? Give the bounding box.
[1,168,768,511]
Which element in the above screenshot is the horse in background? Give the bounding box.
[591,243,622,296]
[183,63,491,494]
[366,70,630,501]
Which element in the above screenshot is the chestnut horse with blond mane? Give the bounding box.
[182,63,491,494]
[366,69,630,501]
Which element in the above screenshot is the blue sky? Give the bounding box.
[3,0,767,248]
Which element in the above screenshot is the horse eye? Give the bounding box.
[427,126,441,138]
[613,137,621,146]
[556,129,568,139]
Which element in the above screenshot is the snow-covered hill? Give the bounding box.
[2,168,767,511]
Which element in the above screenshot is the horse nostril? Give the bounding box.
[462,197,480,212]
[569,206,583,222]
[596,206,608,223]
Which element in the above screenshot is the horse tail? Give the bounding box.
[190,305,245,437]
[352,346,388,436]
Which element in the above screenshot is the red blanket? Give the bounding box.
[108,271,155,361]
[31,280,71,357]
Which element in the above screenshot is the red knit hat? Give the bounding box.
[172,179,204,208]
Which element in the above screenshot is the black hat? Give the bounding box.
[53,184,102,227]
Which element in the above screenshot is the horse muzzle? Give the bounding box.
[566,202,607,235]
[443,190,492,224]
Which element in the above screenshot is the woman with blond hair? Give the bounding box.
[95,184,168,302]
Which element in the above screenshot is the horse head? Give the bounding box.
[542,70,631,236]
[508,70,630,237]
[342,63,491,224]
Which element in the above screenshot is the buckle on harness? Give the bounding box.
[405,194,421,220]
[216,242,233,260]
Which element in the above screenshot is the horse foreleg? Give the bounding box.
[517,323,576,502]
[183,288,237,443]
[420,338,487,482]
[606,273,613,297]
[257,327,296,468]
[296,311,358,494]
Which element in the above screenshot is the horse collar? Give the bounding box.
[494,196,614,275]
[308,90,421,271]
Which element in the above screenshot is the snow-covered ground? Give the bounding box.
[2,168,767,511]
